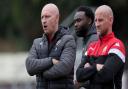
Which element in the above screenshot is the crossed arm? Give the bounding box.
[26,36,76,79]
[76,53,124,83]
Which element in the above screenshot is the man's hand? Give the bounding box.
[96,64,104,71]
[74,80,80,89]
[52,58,60,65]
[84,63,91,68]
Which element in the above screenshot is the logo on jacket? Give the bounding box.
[84,51,88,56]
[102,46,107,53]
[40,42,43,45]
[89,47,94,51]
[114,42,120,47]
[55,39,61,51]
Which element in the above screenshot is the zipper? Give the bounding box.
[96,39,102,56]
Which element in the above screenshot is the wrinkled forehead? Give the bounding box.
[74,11,85,20]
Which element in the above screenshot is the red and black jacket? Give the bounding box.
[76,32,125,89]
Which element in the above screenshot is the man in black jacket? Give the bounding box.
[73,6,98,89]
[25,3,76,89]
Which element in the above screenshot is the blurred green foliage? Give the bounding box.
[0,0,127,51]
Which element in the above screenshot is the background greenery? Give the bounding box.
[0,0,127,52]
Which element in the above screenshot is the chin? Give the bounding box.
[97,32,100,36]
[44,31,48,34]
[76,33,84,37]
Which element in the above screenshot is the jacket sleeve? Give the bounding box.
[43,35,76,79]
[93,53,124,83]
[25,39,53,76]
[76,56,97,82]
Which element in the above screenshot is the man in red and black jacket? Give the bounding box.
[76,5,125,89]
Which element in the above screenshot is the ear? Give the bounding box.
[55,15,59,24]
[109,16,113,24]
[88,18,92,25]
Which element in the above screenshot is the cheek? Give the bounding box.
[100,22,105,29]
[50,18,56,24]
[78,21,84,27]
[49,20,56,29]
[41,20,43,25]
[102,23,108,29]
[47,20,53,26]
[76,22,81,27]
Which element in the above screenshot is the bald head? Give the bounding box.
[41,3,59,17]
[95,5,114,37]
[41,3,60,37]
[95,5,113,19]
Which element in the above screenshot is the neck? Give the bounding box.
[48,26,58,42]
[100,27,112,37]
[47,34,54,42]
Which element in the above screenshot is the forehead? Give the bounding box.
[41,5,58,16]
[95,8,109,17]
[74,11,86,19]
[41,8,53,16]
[95,11,107,19]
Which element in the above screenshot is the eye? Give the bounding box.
[45,15,50,18]
[73,18,82,24]
[41,15,44,19]
[99,19,103,22]
[41,15,51,19]
[77,18,82,22]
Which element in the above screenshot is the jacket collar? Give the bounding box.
[86,23,97,37]
[100,32,115,43]
[42,26,69,43]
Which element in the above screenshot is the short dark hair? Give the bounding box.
[77,6,94,24]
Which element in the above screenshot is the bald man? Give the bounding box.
[26,3,76,89]
[76,5,125,89]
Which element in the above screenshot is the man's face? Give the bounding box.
[95,12,110,37]
[41,8,58,35]
[74,11,90,37]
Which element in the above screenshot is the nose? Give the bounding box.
[41,16,46,24]
[95,23,98,27]
[95,21,100,27]
[42,19,46,24]
[74,22,78,28]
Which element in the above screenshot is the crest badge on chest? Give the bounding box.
[102,46,108,54]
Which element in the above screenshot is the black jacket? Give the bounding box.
[74,24,98,86]
[77,55,124,89]
[26,26,76,89]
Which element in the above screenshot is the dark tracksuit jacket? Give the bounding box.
[76,32,125,89]
[26,26,76,89]
[74,24,98,86]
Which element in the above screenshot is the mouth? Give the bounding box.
[96,30,101,35]
[43,25,47,30]
[75,27,80,31]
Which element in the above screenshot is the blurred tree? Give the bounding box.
[0,0,127,52]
